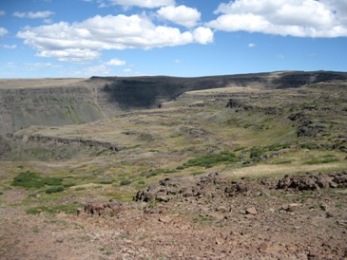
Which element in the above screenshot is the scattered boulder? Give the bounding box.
[225,181,250,197]
[281,203,301,212]
[158,215,172,223]
[81,201,123,216]
[215,206,229,213]
[276,172,347,191]
[245,207,258,215]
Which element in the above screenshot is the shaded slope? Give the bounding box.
[95,71,347,109]
[0,71,346,135]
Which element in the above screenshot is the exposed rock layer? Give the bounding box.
[1,71,346,135]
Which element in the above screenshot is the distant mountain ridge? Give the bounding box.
[0,71,346,135]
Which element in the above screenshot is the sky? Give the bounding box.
[0,0,346,78]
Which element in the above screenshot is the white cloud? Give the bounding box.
[0,27,8,36]
[193,27,214,44]
[109,0,174,8]
[17,14,213,62]
[209,0,347,37]
[157,5,201,27]
[13,11,54,19]
[0,10,5,16]
[248,43,255,48]
[39,49,100,62]
[2,44,17,49]
[106,58,126,66]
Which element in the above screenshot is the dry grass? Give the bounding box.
[222,162,347,180]
[0,78,86,89]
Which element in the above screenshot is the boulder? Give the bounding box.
[245,207,258,215]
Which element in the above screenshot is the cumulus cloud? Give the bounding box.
[17,14,213,62]
[193,27,214,44]
[13,11,54,19]
[106,58,126,66]
[109,0,174,8]
[209,0,347,37]
[0,27,8,36]
[157,5,201,27]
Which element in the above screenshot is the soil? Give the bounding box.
[1,172,347,259]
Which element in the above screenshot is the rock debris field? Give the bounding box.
[1,171,347,259]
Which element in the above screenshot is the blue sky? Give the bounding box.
[0,0,346,78]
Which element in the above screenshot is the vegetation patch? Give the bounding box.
[183,151,239,169]
[249,143,290,159]
[304,154,340,165]
[142,168,176,178]
[99,180,113,184]
[12,171,63,189]
[119,179,132,186]
[45,186,65,194]
[26,202,79,215]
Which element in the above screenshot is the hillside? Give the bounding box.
[1,71,346,136]
[0,71,346,259]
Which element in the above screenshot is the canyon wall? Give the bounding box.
[0,71,346,136]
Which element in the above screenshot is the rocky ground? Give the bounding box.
[1,171,347,259]
[0,75,346,259]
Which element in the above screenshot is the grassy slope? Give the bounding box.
[0,82,346,214]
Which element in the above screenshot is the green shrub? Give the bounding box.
[26,206,48,215]
[45,186,65,194]
[250,147,266,158]
[12,171,63,189]
[183,151,239,168]
[63,182,76,188]
[249,144,290,159]
[12,171,45,189]
[99,180,113,184]
[43,177,63,186]
[119,179,132,186]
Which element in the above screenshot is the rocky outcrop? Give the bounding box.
[134,172,222,203]
[0,85,104,135]
[13,134,120,152]
[276,171,347,191]
[134,171,347,204]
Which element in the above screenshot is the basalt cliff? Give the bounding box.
[0,71,346,136]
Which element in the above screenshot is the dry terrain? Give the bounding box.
[0,72,346,259]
